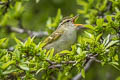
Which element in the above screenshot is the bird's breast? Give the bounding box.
[44,27,77,53]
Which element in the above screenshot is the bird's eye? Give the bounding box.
[66,20,69,22]
[66,20,70,22]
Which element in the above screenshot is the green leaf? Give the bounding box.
[110,63,120,71]
[71,44,77,52]
[49,48,54,59]
[101,62,105,66]
[31,36,35,42]
[106,40,119,49]
[77,0,87,6]
[81,69,85,78]
[77,47,82,54]
[46,48,54,59]
[103,34,110,46]
[60,50,71,54]
[14,2,24,18]
[15,2,22,12]
[96,33,103,42]
[13,50,21,61]
[85,24,95,30]
[25,37,32,46]
[96,18,104,27]
[36,68,45,75]
[1,60,15,70]
[38,42,46,49]
[0,14,9,26]
[19,63,29,71]
[14,37,23,45]
[0,38,6,43]
[85,31,94,39]
[106,15,112,22]
[46,17,52,27]
[114,54,119,61]
[3,68,18,75]
[46,49,51,57]
[115,7,119,12]
[109,62,119,66]
[99,0,107,11]
[77,47,87,57]
[0,38,7,46]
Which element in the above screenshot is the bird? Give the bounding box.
[42,15,87,54]
[35,15,87,79]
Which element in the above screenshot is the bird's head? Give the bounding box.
[57,15,87,30]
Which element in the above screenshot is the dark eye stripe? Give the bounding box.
[61,19,71,24]
[57,18,72,29]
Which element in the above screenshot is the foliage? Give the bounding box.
[0,0,120,80]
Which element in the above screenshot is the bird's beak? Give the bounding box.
[74,24,89,30]
[72,15,88,29]
[74,24,86,29]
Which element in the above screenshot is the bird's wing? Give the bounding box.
[43,28,64,46]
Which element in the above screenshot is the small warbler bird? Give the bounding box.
[43,15,87,54]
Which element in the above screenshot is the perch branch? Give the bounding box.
[46,59,76,65]
[46,59,76,69]
[46,54,100,70]
[72,54,100,80]
[72,59,94,80]
[48,64,62,69]
[5,26,48,37]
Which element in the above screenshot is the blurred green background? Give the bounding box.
[22,0,79,30]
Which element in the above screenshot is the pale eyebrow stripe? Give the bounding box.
[57,19,71,29]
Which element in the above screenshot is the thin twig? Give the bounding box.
[46,59,76,69]
[46,59,76,65]
[48,64,62,69]
[61,61,76,64]
[46,59,56,65]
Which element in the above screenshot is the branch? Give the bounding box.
[31,31,48,37]
[46,59,76,69]
[46,54,100,70]
[61,61,76,64]
[0,25,48,51]
[46,59,56,65]
[46,59,76,65]
[72,54,100,80]
[6,26,48,37]
[72,59,94,80]
[48,64,62,69]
